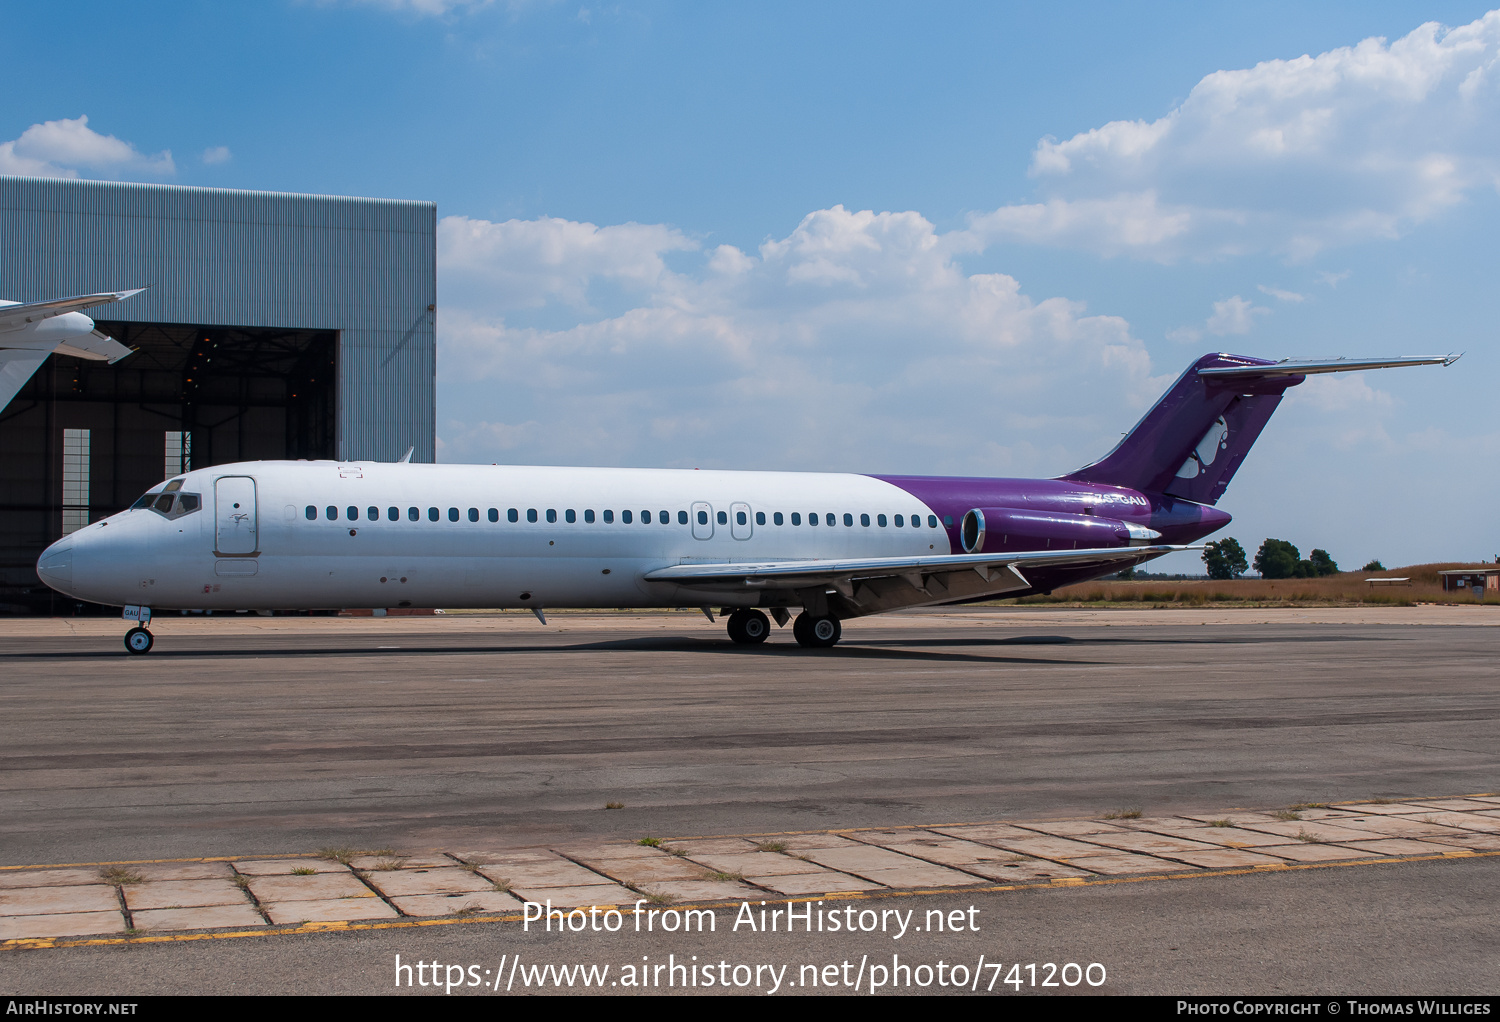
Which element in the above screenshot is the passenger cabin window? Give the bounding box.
[622,510,633,524]
[367,506,378,521]
[930,515,940,528]
[389,507,399,521]
[469,508,479,522]
[604,510,614,523]
[894,514,904,527]
[448,507,459,522]
[565,509,576,523]
[717,511,727,525]
[527,509,538,523]
[677,510,687,525]
[408,507,419,521]
[428,507,439,522]
[697,510,709,525]
[790,512,800,526]
[348,506,359,521]
[546,509,557,523]
[508,508,519,522]
[877,514,886,527]
[942,516,953,527]
[305,505,316,520]
[826,513,835,526]
[326,506,338,521]
[756,511,765,525]
[584,509,595,523]
[658,510,669,524]
[737,511,747,525]
[773,512,783,525]
[641,510,650,524]
[808,513,817,526]
[489,508,499,522]
[844,513,854,527]
[860,514,870,527]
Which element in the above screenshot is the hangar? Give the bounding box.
[0,176,436,613]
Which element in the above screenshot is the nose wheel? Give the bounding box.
[124,627,154,654]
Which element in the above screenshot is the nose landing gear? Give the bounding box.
[124,627,154,654]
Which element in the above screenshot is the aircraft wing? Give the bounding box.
[0,348,53,414]
[0,289,146,333]
[644,544,1194,617]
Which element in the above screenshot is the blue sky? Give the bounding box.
[3,1,1496,571]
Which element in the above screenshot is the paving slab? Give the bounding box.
[247,873,376,903]
[1018,820,1132,838]
[1335,839,1451,856]
[389,891,525,917]
[261,898,399,925]
[129,862,235,882]
[564,843,672,861]
[1153,847,1289,869]
[1181,812,1284,826]
[1063,852,1192,874]
[0,885,121,916]
[954,857,1090,882]
[449,850,560,866]
[577,854,709,883]
[851,832,1061,874]
[847,864,988,888]
[1254,844,1364,862]
[1079,831,1227,857]
[131,904,266,931]
[505,884,636,908]
[1397,799,1499,812]
[1238,821,1384,842]
[232,858,347,876]
[123,879,249,910]
[475,859,610,889]
[1152,826,1294,848]
[1393,812,1500,833]
[1417,832,1500,851]
[0,869,108,890]
[348,854,454,871]
[796,845,943,873]
[930,823,1054,844]
[1336,803,1435,815]
[669,838,758,855]
[362,867,496,898]
[774,834,863,851]
[0,911,124,940]
[965,833,1120,862]
[1325,817,1477,840]
[687,852,834,877]
[633,880,761,902]
[750,872,884,896]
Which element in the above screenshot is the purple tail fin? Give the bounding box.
[1062,353,1302,504]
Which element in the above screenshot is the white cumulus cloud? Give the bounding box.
[436,205,1160,474]
[968,11,1500,261]
[0,116,174,179]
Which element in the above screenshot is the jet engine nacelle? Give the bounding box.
[959,506,1144,553]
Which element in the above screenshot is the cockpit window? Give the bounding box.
[132,491,161,510]
[163,479,184,493]
[149,492,202,520]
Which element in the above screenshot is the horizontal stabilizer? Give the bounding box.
[0,288,147,332]
[0,349,52,414]
[1197,355,1457,378]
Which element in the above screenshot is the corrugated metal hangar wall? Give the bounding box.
[0,176,437,612]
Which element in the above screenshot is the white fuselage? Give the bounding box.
[41,460,951,612]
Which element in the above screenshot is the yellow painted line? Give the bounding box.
[5,848,1497,953]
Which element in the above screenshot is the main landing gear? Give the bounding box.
[792,612,841,649]
[726,609,771,645]
[124,627,154,654]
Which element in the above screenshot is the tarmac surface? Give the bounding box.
[1,607,1497,994]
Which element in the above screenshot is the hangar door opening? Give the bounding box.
[0,322,336,614]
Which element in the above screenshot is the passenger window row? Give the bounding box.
[301,505,942,528]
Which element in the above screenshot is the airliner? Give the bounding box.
[34,352,1453,653]
[0,290,140,413]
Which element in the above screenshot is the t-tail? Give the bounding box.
[1062,353,1458,504]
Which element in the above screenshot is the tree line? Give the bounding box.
[1200,538,1347,580]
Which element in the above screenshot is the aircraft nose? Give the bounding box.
[36,535,75,594]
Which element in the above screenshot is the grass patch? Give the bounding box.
[706,871,744,882]
[452,905,483,918]
[99,867,144,885]
[291,867,317,876]
[491,879,512,893]
[604,802,625,810]
[232,875,251,891]
[1294,830,1321,844]
[1103,808,1142,820]
[1272,810,1303,821]
[642,891,674,905]
[1289,803,1328,811]
[317,846,356,865]
[1208,819,1233,828]
[637,837,662,847]
[662,845,688,858]
[755,841,787,853]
